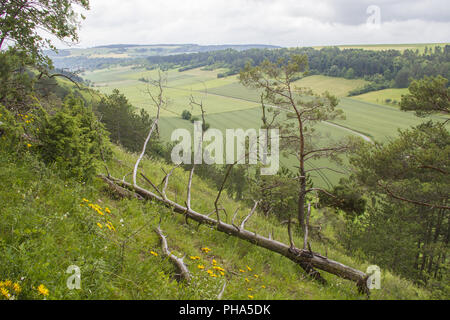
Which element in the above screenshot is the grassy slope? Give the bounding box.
[351,88,409,106]
[0,146,431,300]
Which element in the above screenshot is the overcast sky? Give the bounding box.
[67,0,450,48]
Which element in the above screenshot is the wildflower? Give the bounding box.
[26,144,32,148]
[13,283,21,294]
[82,198,89,203]
[239,269,245,273]
[1,287,10,299]
[207,270,214,275]
[254,274,259,279]
[201,247,211,253]
[245,278,250,283]
[150,251,158,257]
[105,207,111,214]
[261,285,266,289]
[97,223,103,229]
[246,266,252,272]
[4,280,12,287]
[212,259,217,265]
[220,271,225,276]
[248,295,254,299]
[213,266,225,272]
[37,284,49,297]
[106,221,116,231]
[197,264,205,270]
[190,256,200,260]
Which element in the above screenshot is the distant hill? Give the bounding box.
[45,43,281,70]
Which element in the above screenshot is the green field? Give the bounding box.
[82,66,445,187]
[313,43,449,53]
[351,88,409,106]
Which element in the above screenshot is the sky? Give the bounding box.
[66,0,450,48]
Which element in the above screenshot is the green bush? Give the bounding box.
[36,95,111,181]
[181,109,192,120]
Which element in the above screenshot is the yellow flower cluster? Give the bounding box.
[37,284,49,297]
[237,265,267,300]
[190,256,201,260]
[18,113,35,124]
[0,280,22,300]
[150,251,158,257]
[81,199,116,232]
[201,247,211,253]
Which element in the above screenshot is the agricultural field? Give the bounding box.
[351,88,409,106]
[313,43,450,53]
[82,66,445,187]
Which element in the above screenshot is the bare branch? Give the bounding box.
[240,201,259,230]
[155,226,191,283]
[379,182,450,210]
[217,280,227,300]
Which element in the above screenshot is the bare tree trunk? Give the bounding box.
[101,175,369,293]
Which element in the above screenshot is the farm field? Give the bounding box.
[351,88,409,106]
[313,43,450,53]
[82,66,445,186]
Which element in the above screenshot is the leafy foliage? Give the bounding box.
[37,95,111,181]
[0,0,90,65]
[400,75,450,117]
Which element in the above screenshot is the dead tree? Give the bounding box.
[101,67,370,294]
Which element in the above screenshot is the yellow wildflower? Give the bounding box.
[254,274,259,279]
[13,283,21,294]
[37,284,49,297]
[247,266,252,272]
[97,223,103,229]
[1,287,10,299]
[4,280,12,287]
[220,271,225,276]
[212,259,217,265]
[207,270,214,275]
[248,295,254,299]
[197,265,205,270]
[245,278,250,283]
[105,207,111,214]
[150,251,158,257]
[248,288,253,291]
[190,256,200,260]
[261,285,266,289]
[26,144,32,148]
[239,269,245,273]
[82,198,89,203]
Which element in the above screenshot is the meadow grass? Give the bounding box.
[0,145,432,300]
[351,88,409,106]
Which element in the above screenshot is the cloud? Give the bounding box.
[64,0,450,48]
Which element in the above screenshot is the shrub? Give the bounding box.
[181,109,192,120]
[36,94,111,181]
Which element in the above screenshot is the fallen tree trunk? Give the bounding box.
[100,175,369,293]
[155,226,191,283]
